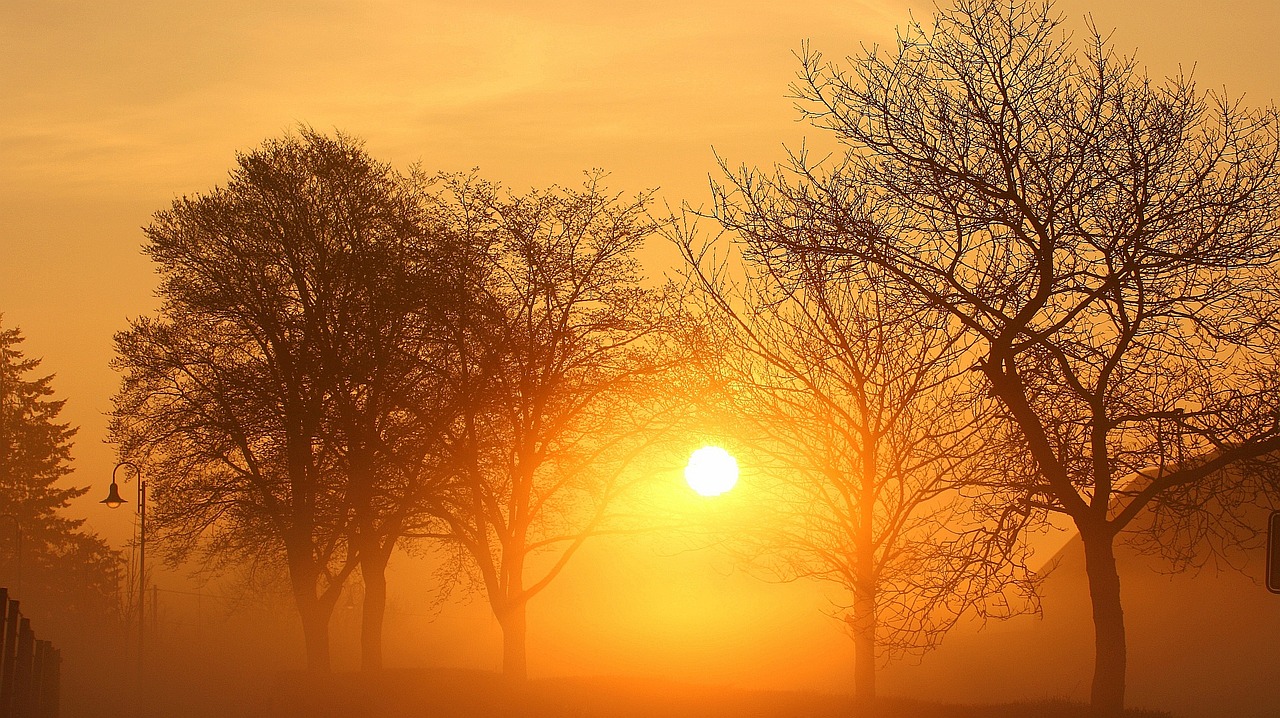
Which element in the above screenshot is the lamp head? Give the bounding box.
[101,481,126,509]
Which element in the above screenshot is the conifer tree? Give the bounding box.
[0,317,120,629]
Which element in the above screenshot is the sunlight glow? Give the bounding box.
[684,446,739,497]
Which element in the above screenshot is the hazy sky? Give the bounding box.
[2,0,1279,692]
[3,0,1279,536]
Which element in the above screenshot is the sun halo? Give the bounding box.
[684,446,739,497]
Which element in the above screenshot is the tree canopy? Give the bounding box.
[673,225,1039,700]
[427,171,685,681]
[713,0,1280,712]
[111,129,462,670]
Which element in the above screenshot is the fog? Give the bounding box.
[4,2,1280,717]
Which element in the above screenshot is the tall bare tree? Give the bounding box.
[713,0,1280,712]
[426,172,681,681]
[672,229,1038,701]
[111,129,458,670]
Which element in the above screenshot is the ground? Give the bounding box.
[104,667,1174,718]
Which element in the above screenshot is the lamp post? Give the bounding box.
[0,514,18,596]
[102,461,144,685]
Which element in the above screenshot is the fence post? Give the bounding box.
[1,599,19,718]
[13,618,32,717]
[29,641,45,718]
[0,593,60,718]
[0,591,8,717]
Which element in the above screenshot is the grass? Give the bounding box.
[232,668,1173,718]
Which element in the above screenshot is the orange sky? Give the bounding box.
[2,0,1279,694]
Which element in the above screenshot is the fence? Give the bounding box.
[0,588,59,718]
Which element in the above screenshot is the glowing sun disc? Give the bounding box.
[684,446,739,497]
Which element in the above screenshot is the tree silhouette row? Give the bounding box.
[107,2,1280,716]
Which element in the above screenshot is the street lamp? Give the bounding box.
[102,461,145,683]
[0,514,19,596]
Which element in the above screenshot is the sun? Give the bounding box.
[684,446,739,497]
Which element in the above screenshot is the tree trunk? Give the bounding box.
[499,600,528,682]
[854,436,878,704]
[297,599,332,672]
[288,560,350,673]
[287,546,333,672]
[360,551,389,671]
[851,583,877,703]
[1080,526,1125,716]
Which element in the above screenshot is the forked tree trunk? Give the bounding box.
[295,593,332,672]
[287,541,335,672]
[1080,526,1126,716]
[360,553,389,671]
[348,446,390,671]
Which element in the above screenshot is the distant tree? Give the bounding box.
[713,0,1280,712]
[0,319,122,631]
[111,129,460,671]
[427,172,682,681]
[672,230,1038,701]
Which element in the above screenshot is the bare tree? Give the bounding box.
[111,129,458,671]
[672,227,1038,701]
[713,0,1280,712]
[425,172,682,681]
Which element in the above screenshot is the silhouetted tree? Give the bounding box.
[714,0,1280,712]
[0,318,122,631]
[428,172,681,681]
[673,230,1038,701]
[111,129,460,671]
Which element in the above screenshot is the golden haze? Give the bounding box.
[1,0,1279,710]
